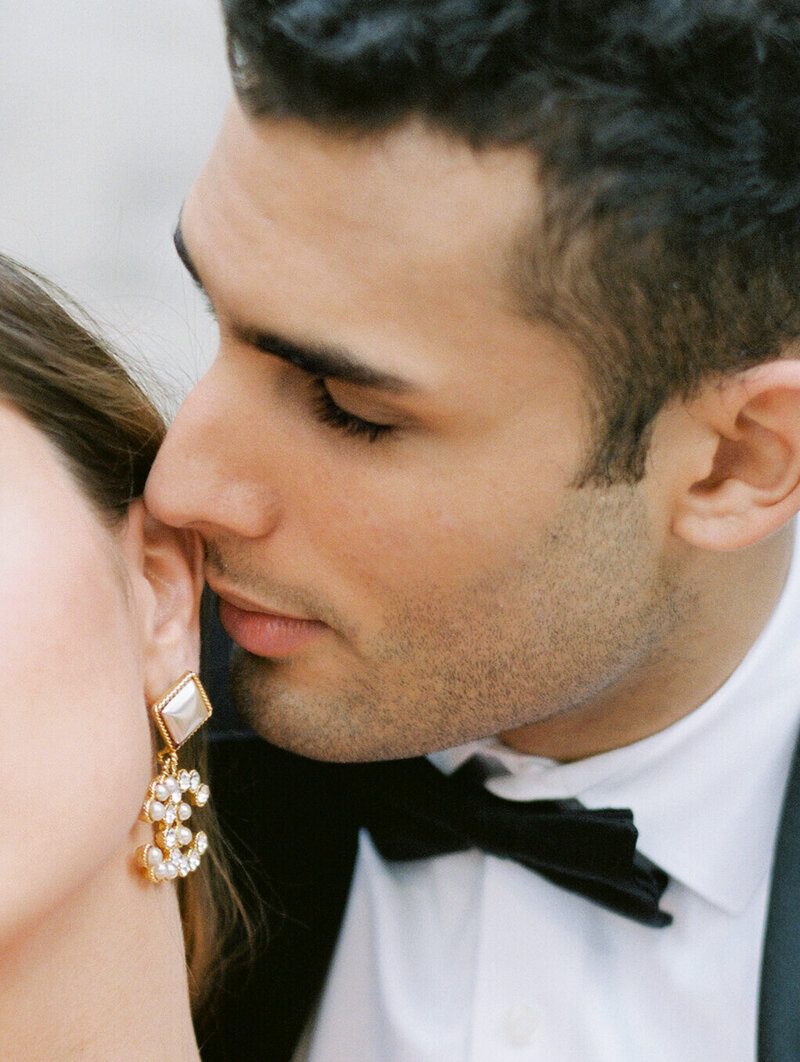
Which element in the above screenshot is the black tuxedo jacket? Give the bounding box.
[197,620,800,1062]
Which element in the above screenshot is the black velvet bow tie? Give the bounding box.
[354,755,672,928]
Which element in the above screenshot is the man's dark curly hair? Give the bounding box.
[221,0,800,483]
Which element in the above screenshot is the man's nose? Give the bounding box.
[145,367,281,539]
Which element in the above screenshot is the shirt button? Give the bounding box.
[504,1004,541,1047]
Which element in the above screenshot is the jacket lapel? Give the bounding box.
[758,727,800,1060]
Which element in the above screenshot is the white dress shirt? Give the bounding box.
[300,529,800,1061]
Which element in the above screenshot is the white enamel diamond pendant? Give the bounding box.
[137,672,213,884]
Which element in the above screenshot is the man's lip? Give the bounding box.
[209,581,327,658]
[207,579,314,622]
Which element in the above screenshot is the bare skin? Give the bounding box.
[147,101,800,763]
[0,835,200,1062]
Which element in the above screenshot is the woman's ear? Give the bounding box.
[667,360,800,551]
[120,501,204,703]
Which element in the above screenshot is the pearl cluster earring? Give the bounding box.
[137,672,213,883]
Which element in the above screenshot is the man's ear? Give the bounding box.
[120,501,204,703]
[666,360,800,551]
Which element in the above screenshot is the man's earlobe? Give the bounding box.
[670,361,800,551]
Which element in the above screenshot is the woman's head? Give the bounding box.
[0,253,222,1003]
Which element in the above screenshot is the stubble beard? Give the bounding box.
[228,486,689,763]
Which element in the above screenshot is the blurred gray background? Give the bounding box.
[0,1,232,413]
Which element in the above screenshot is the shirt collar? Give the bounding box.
[431,522,800,914]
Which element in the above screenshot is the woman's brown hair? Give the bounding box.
[0,251,242,1011]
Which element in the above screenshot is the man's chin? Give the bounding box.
[228,648,376,761]
[228,648,439,762]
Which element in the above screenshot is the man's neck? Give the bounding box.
[500,524,795,762]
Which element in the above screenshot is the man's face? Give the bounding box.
[146,100,684,761]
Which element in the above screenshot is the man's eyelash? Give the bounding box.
[310,379,393,442]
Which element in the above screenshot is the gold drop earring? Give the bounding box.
[137,671,213,883]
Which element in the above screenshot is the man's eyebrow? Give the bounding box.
[238,328,414,393]
[173,219,414,394]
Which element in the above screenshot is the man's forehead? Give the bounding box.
[193,100,543,278]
